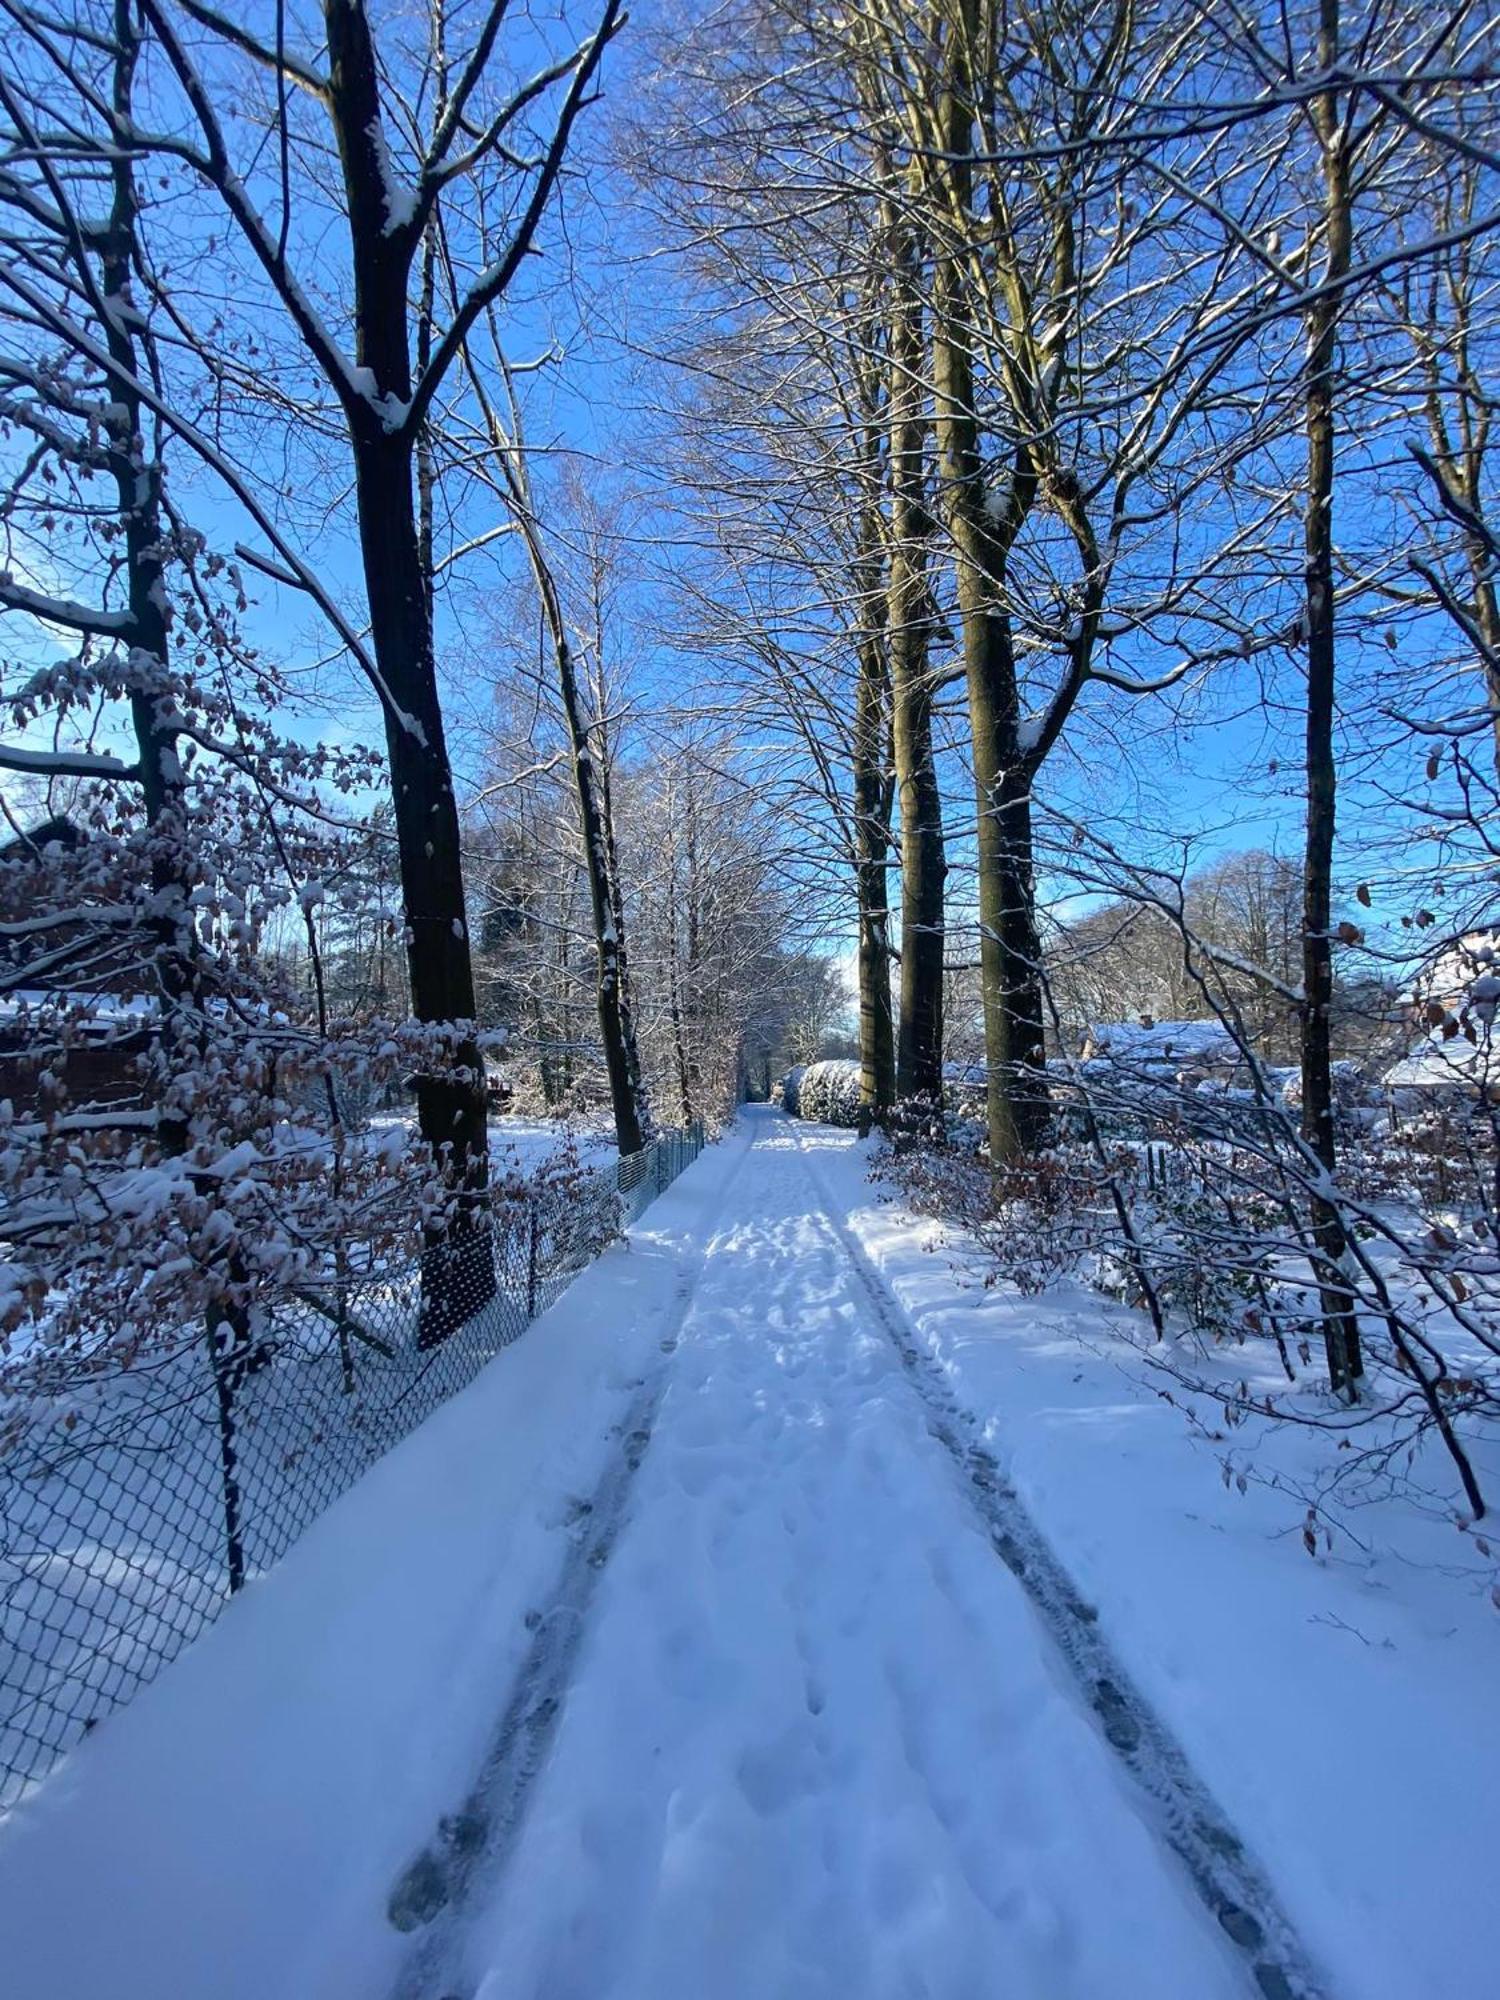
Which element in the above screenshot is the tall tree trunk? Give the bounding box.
[590,652,652,1141]
[683,764,706,1113]
[514,516,648,1154]
[852,612,897,1115]
[553,623,648,1154]
[887,197,946,1100]
[1301,0,1362,1392]
[931,4,1049,1163]
[354,430,493,1342]
[555,862,575,1101]
[664,801,695,1124]
[327,0,491,1342]
[105,3,187,1026]
[668,947,694,1125]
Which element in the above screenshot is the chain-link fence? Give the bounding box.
[0,1121,705,1811]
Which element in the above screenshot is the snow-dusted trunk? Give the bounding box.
[664,808,696,1125]
[668,946,695,1126]
[852,519,896,1117]
[931,11,1048,1163]
[852,662,896,1116]
[328,0,492,1338]
[553,625,648,1154]
[1300,0,1362,1393]
[592,667,652,1141]
[683,769,706,1114]
[887,201,946,1102]
[353,428,490,1192]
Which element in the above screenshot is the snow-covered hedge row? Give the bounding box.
[779,1065,806,1115]
[790,1059,864,1127]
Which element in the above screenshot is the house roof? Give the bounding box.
[0,813,86,863]
[1385,1035,1500,1090]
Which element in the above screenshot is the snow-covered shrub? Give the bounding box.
[885,1051,1500,1519]
[780,1065,806,1115]
[887,1093,947,1155]
[793,1059,864,1127]
[883,1139,1128,1294]
[0,592,477,1396]
[1094,1175,1287,1354]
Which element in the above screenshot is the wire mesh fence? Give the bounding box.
[0,1121,705,1811]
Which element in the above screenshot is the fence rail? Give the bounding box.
[0,1121,705,1811]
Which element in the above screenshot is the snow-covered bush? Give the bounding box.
[884,1055,1500,1520]
[792,1059,863,1127]
[0,567,475,1394]
[882,1139,1128,1294]
[780,1065,806,1115]
[0,764,467,1396]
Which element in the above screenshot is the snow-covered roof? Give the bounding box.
[1082,1019,1239,1066]
[1384,1035,1500,1091]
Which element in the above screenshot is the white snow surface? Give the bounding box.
[365,1111,617,1176]
[1384,1032,1500,1089]
[1082,1017,1239,1065]
[487,1112,617,1174]
[0,1110,1494,1999]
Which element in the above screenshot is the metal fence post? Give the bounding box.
[205,1311,246,1597]
[527,1201,540,1320]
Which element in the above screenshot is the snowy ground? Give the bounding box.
[0,1109,1493,1999]
[488,1113,617,1174]
[368,1111,618,1177]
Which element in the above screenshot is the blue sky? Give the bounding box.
[3,0,1487,989]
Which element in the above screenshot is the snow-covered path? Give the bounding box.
[0,1107,1337,2000]
[390,1110,1284,2000]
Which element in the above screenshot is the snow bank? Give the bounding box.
[814,1125,1500,2000]
[366,1111,618,1176]
[0,1130,745,2000]
[487,1113,617,1172]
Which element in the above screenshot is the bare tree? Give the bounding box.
[132,0,624,1326]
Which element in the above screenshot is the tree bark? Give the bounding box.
[886,196,946,1101]
[327,0,492,1341]
[354,432,494,1338]
[551,619,648,1154]
[107,3,263,1382]
[503,504,649,1155]
[930,4,1049,1163]
[105,3,187,1014]
[588,632,652,1143]
[664,797,696,1124]
[1301,0,1362,1393]
[852,565,897,1115]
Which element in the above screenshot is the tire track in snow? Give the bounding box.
[784,1117,1331,2000]
[385,1124,760,2000]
